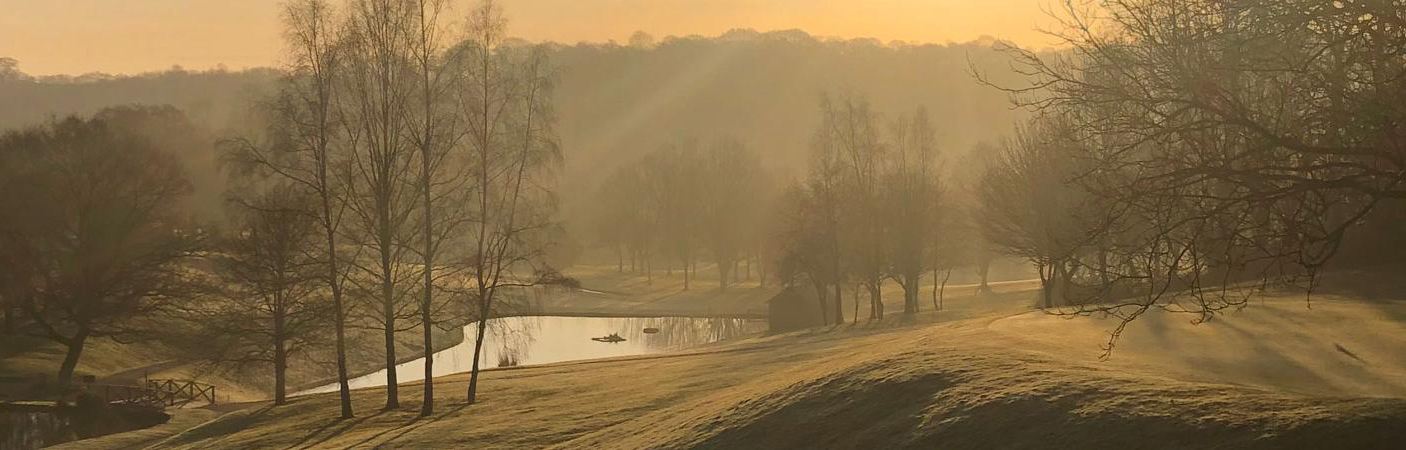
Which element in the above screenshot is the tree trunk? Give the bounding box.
[932,267,940,311]
[851,284,860,324]
[326,226,353,419]
[937,269,950,311]
[420,314,434,414]
[902,270,920,315]
[274,335,287,406]
[466,303,490,404]
[976,254,992,294]
[272,296,287,405]
[421,167,435,417]
[814,286,829,325]
[1038,262,1053,309]
[57,332,88,387]
[324,226,353,419]
[381,243,399,410]
[869,283,883,321]
[832,281,844,324]
[718,257,730,290]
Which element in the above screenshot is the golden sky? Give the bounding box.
[0,0,1063,76]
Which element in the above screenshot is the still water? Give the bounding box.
[299,316,764,394]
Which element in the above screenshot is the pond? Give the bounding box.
[298,316,765,395]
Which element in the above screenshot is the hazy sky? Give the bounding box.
[1,0,1063,76]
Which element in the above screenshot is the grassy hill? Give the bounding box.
[146,269,1406,449]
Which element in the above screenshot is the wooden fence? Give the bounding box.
[88,379,216,407]
[146,379,217,406]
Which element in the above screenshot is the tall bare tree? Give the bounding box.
[697,137,764,290]
[403,0,460,417]
[454,0,564,404]
[223,0,359,417]
[339,0,420,410]
[818,93,887,320]
[881,107,943,315]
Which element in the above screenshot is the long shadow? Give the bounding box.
[342,403,470,448]
[286,409,385,450]
[158,404,276,447]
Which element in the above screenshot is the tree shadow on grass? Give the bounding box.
[285,409,385,450]
[340,403,470,448]
[156,404,276,447]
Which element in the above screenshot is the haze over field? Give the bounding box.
[2,0,1405,449]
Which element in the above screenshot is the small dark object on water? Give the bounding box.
[642,327,660,334]
[591,333,626,343]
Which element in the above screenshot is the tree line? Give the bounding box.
[767,93,985,325]
[590,136,771,291]
[0,0,564,418]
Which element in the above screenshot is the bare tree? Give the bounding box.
[981,0,1406,352]
[0,109,204,386]
[339,0,420,410]
[976,116,1104,309]
[222,0,359,417]
[950,141,1000,295]
[697,137,765,290]
[453,0,565,405]
[771,184,839,325]
[201,184,327,405]
[881,107,943,315]
[806,98,851,324]
[818,92,887,320]
[403,0,460,417]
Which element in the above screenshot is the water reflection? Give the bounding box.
[298,316,763,395]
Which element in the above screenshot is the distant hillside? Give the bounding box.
[1,30,1030,228]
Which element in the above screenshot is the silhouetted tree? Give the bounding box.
[881,107,943,314]
[0,108,205,386]
[818,93,887,320]
[453,0,565,405]
[404,0,459,417]
[201,184,328,405]
[697,137,764,290]
[339,0,421,410]
[225,0,358,417]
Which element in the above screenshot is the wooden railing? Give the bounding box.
[146,379,216,406]
[94,383,162,407]
[84,379,216,407]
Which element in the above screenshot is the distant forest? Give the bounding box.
[0,30,1029,231]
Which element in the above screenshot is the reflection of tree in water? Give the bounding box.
[619,317,765,350]
[485,316,539,367]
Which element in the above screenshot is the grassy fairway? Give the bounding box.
[153,271,1406,449]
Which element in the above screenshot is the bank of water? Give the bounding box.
[1,401,168,450]
[299,316,763,395]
